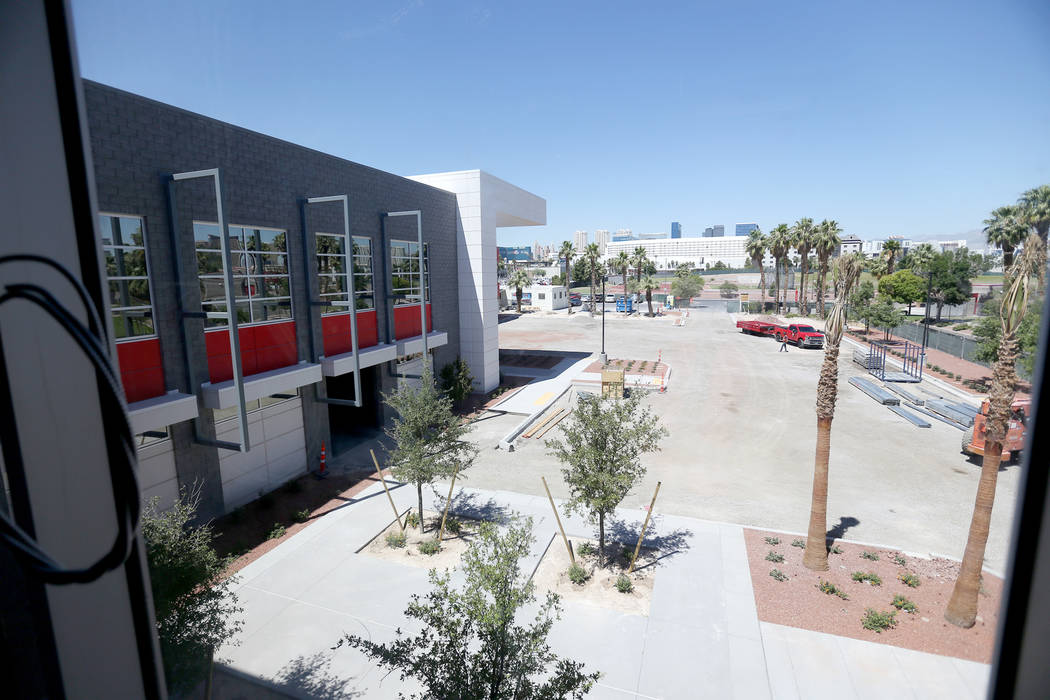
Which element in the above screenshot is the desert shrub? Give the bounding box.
[898,572,920,588]
[891,553,907,566]
[443,516,462,535]
[386,531,407,549]
[791,538,806,549]
[851,571,882,586]
[769,569,789,582]
[577,542,597,557]
[292,508,310,523]
[765,551,785,563]
[764,536,781,546]
[419,539,441,556]
[816,579,849,600]
[860,551,879,561]
[405,511,421,530]
[568,563,589,585]
[830,545,843,554]
[267,524,286,540]
[861,608,897,633]
[891,595,918,613]
[615,575,633,593]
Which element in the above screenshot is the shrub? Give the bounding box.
[764,536,781,546]
[769,569,789,582]
[292,508,310,523]
[851,571,882,586]
[816,579,849,600]
[385,531,407,549]
[891,553,907,566]
[898,572,920,588]
[405,511,421,530]
[860,551,879,561]
[891,595,918,614]
[568,563,589,585]
[830,545,843,555]
[419,539,441,556]
[861,608,897,633]
[443,516,462,535]
[267,524,286,540]
[621,545,634,561]
[577,542,597,557]
[791,538,806,549]
[615,575,633,593]
[765,551,785,563]
[439,357,475,403]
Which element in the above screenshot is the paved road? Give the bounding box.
[465,310,1019,571]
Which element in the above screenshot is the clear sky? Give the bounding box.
[72,0,1050,247]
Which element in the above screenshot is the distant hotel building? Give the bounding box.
[735,223,759,237]
[574,230,588,253]
[702,225,725,237]
[605,235,751,270]
[837,236,863,257]
[612,229,634,242]
[594,229,610,255]
[671,221,682,239]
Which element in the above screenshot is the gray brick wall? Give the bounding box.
[84,80,461,518]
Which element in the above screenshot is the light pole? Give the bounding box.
[920,270,933,379]
[599,274,608,365]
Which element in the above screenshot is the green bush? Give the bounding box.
[764,536,781,546]
[861,608,898,633]
[769,569,789,582]
[577,542,597,557]
[267,524,286,540]
[860,551,879,561]
[891,594,918,614]
[568,563,589,585]
[830,545,843,555]
[791,538,806,549]
[439,357,475,403]
[816,579,849,600]
[405,511,421,530]
[443,516,462,535]
[292,508,310,524]
[765,551,785,563]
[898,572,920,588]
[386,531,407,549]
[851,571,882,586]
[621,545,635,561]
[419,539,441,556]
[615,575,633,593]
[891,553,907,566]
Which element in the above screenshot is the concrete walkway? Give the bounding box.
[494,355,594,415]
[215,483,990,699]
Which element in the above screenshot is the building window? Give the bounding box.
[212,388,299,423]
[193,223,292,327]
[100,214,155,339]
[316,233,374,314]
[390,240,430,305]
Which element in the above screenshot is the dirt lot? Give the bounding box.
[532,537,657,616]
[360,510,481,570]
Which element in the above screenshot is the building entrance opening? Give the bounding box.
[326,366,381,456]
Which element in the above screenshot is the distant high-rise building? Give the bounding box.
[612,229,634,242]
[638,232,666,240]
[532,240,541,259]
[574,230,588,253]
[703,225,725,238]
[735,223,758,237]
[703,227,713,238]
[594,229,610,255]
[671,221,682,239]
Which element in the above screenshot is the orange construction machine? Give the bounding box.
[962,398,1030,463]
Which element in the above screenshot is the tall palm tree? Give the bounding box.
[583,243,603,314]
[945,235,1046,627]
[559,241,576,315]
[792,218,815,314]
[509,268,531,313]
[983,205,1026,270]
[909,242,937,275]
[767,224,791,314]
[1018,184,1050,244]
[882,239,902,275]
[640,273,660,317]
[813,220,841,319]
[868,257,889,290]
[631,246,649,290]
[802,254,863,570]
[745,229,766,310]
[614,251,631,291]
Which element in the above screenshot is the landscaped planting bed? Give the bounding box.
[532,537,657,616]
[360,510,481,570]
[744,529,1002,662]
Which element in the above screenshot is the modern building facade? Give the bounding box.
[574,230,588,252]
[613,228,633,242]
[703,225,725,237]
[594,229,610,255]
[671,221,682,238]
[85,82,544,518]
[837,236,863,257]
[735,223,759,237]
[605,235,751,269]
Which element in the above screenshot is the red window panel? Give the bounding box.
[115,338,165,403]
[393,304,432,340]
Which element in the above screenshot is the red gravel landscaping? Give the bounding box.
[744,528,1002,662]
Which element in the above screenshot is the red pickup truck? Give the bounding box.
[775,323,825,348]
[736,320,778,337]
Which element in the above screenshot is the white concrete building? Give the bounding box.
[409,170,546,393]
[838,237,863,257]
[605,235,752,270]
[574,230,588,253]
[528,284,568,311]
[594,229,610,255]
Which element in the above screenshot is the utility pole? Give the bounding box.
[599,274,608,365]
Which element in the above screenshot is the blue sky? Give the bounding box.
[72,0,1050,247]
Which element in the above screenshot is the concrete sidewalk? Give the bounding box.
[215,483,990,699]
[494,355,594,415]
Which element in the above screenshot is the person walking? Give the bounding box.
[779,338,788,352]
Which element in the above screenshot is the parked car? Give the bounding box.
[569,293,582,306]
[776,324,824,348]
[580,294,592,304]
[605,293,616,303]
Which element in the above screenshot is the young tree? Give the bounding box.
[670,274,704,307]
[719,281,739,298]
[143,492,243,695]
[866,298,907,340]
[509,268,531,313]
[878,269,926,315]
[803,255,863,570]
[546,394,667,567]
[946,236,1046,627]
[928,250,974,320]
[385,367,478,531]
[849,279,876,333]
[439,356,474,404]
[339,517,599,698]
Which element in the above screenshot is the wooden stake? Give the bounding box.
[437,465,460,542]
[542,476,575,565]
[371,449,404,534]
[628,481,661,574]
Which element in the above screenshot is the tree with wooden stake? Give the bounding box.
[371,449,404,535]
[803,254,863,571]
[628,481,661,574]
[542,476,575,566]
[338,516,600,698]
[946,235,1046,628]
[546,393,667,568]
[383,366,478,533]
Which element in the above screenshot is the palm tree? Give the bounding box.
[802,253,864,570]
[583,243,603,314]
[614,251,631,291]
[509,268,531,313]
[744,229,766,310]
[640,273,659,317]
[868,257,889,289]
[813,220,841,319]
[767,224,791,314]
[945,235,1046,626]
[983,205,1026,270]
[559,241,576,315]
[909,242,937,275]
[1019,184,1050,244]
[631,246,649,290]
[882,239,902,275]
[792,218,815,314]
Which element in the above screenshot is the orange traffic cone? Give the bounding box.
[315,441,328,479]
